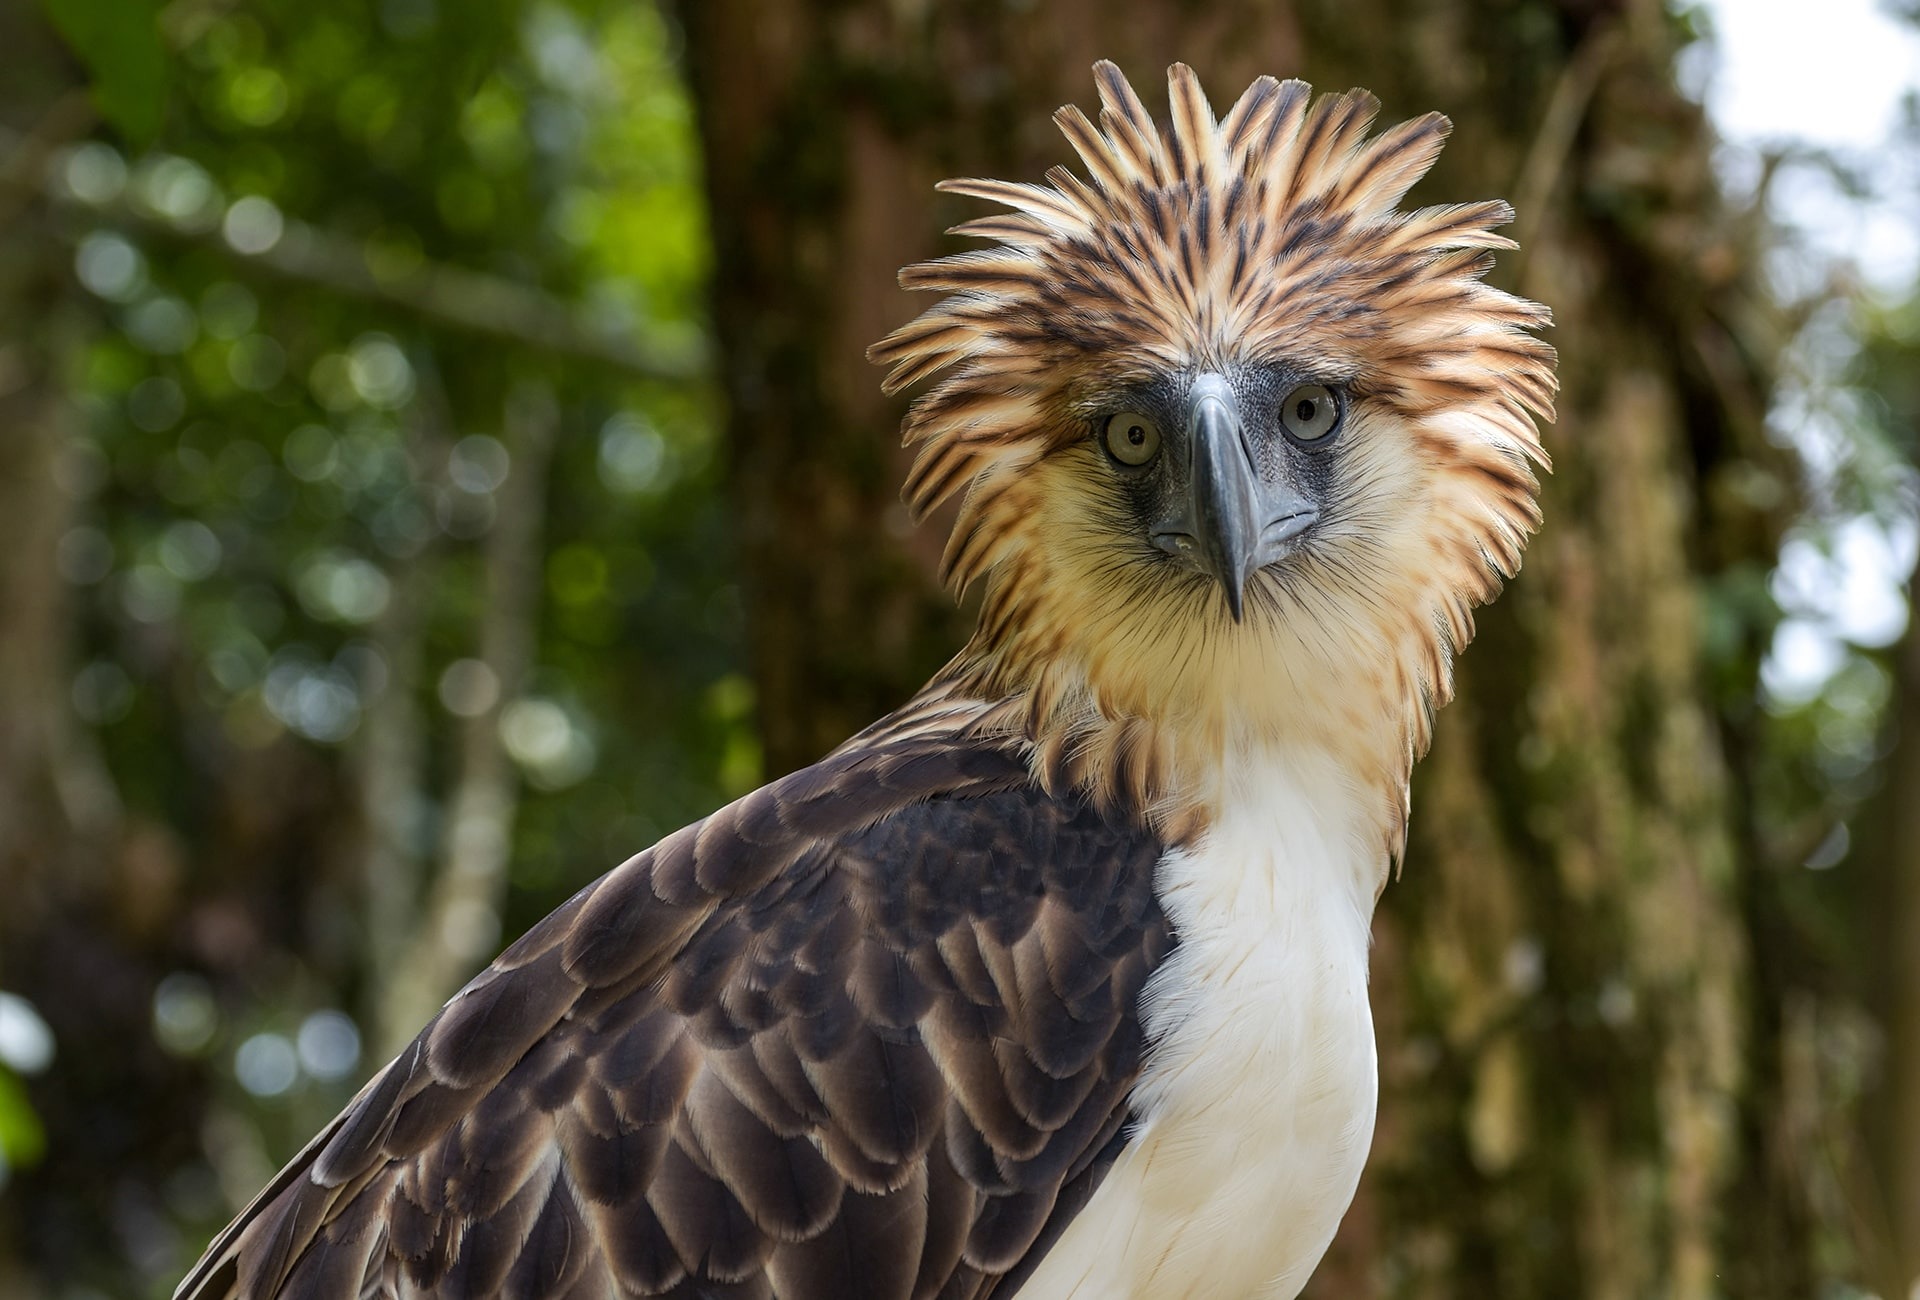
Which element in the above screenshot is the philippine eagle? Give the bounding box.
[179,61,1555,1300]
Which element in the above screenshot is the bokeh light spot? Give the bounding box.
[223,195,285,255]
[346,334,414,409]
[159,520,223,581]
[448,434,509,492]
[234,1032,298,1097]
[137,155,221,230]
[74,232,146,301]
[283,424,339,481]
[152,974,218,1057]
[61,142,127,205]
[296,1011,361,1081]
[120,565,183,623]
[227,66,291,127]
[0,993,55,1075]
[501,698,596,789]
[438,658,501,717]
[597,412,669,494]
[124,297,199,355]
[295,550,392,625]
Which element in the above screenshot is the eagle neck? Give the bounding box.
[934,627,1415,872]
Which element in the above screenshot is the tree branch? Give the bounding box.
[375,382,558,1052]
[0,124,708,380]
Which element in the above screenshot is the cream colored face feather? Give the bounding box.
[870,61,1557,832]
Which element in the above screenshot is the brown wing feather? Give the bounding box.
[176,717,1171,1300]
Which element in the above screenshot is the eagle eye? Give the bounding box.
[1280,384,1341,445]
[1102,411,1162,467]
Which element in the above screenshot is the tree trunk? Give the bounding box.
[680,0,1320,775]
[1859,438,1920,1299]
[686,0,1797,1292]
[0,0,114,949]
[1294,3,1795,1294]
[0,13,192,1294]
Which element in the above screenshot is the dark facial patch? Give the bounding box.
[1085,364,1347,554]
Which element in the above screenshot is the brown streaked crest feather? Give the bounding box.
[1092,60,1167,184]
[867,61,1556,601]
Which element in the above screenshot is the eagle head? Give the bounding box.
[870,62,1557,816]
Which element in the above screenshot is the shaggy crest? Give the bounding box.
[867,62,1558,841]
[869,60,1557,597]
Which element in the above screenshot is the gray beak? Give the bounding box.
[1189,387,1262,622]
[1158,375,1319,622]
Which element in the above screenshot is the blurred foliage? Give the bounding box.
[0,1069,47,1177]
[7,0,748,1291]
[36,0,169,145]
[1713,109,1920,1279]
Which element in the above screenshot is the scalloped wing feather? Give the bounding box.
[175,720,1173,1300]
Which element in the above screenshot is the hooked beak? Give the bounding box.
[1154,375,1318,622]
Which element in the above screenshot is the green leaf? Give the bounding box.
[0,1068,46,1172]
[39,0,168,146]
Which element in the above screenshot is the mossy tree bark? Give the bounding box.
[1856,326,1920,1294]
[1295,2,1801,1294]
[1861,568,1920,1296]
[686,0,1804,1293]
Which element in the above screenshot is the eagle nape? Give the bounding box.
[177,60,1555,1300]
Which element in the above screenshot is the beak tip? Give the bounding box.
[1189,383,1261,629]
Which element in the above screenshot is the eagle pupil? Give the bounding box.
[1128,425,1146,445]
[1295,398,1317,423]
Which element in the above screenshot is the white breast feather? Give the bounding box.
[1014,745,1379,1300]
